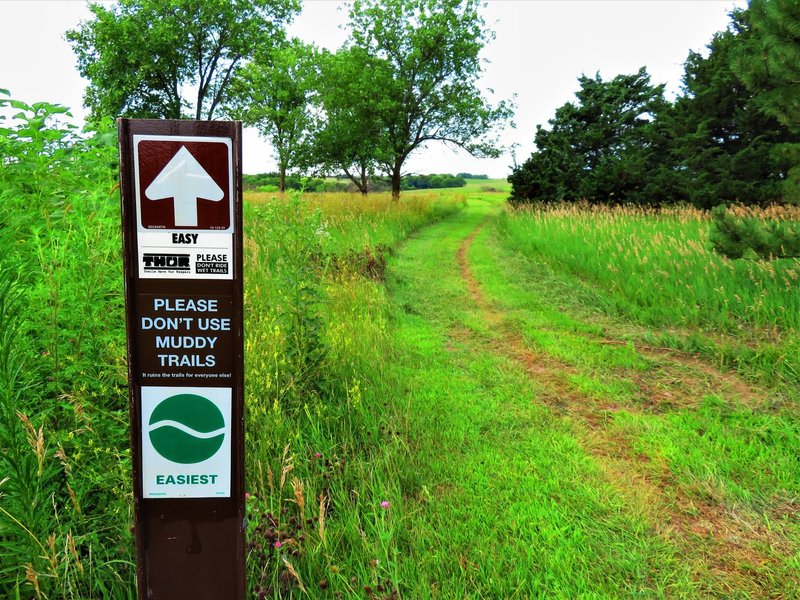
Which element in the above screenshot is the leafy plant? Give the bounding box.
[0,95,134,597]
[248,194,330,407]
[0,269,55,595]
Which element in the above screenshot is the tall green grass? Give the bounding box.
[0,93,134,599]
[498,203,800,332]
[247,189,466,253]
[240,191,463,596]
[497,202,800,386]
[466,200,800,596]
[0,91,465,597]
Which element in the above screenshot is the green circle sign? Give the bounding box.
[148,394,225,464]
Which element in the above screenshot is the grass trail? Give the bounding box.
[383,194,799,597]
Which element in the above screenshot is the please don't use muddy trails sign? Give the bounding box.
[118,119,245,600]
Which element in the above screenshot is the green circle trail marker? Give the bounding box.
[140,386,232,497]
[149,393,225,464]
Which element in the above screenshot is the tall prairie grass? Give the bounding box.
[499,202,800,332]
[246,190,466,252]
[0,92,465,598]
[497,202,800,385]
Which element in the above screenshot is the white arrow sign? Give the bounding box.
[145,146,224,227]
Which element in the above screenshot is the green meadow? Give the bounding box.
[1,101,799,600]
[4,0,800,595]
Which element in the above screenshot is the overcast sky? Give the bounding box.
[2,0,745,178]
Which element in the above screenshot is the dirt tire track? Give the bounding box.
[453,218,795,597]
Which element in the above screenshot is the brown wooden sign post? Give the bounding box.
[118,119,245,599]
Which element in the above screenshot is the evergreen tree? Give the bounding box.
[734,0,800,132]
[667,11,795,208]
[711,205,800,259]
[509,68,669,204]
[707,4,800,259]
[732,0,800,202]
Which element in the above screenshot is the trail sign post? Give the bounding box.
[118,119,245,599]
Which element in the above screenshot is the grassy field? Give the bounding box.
[372,194,798,597]
[2,143,799,598]
[0,170,465,597]
[241,188,800,597]
[497,203,800,389]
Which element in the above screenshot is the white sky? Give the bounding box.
[1,0,745,178]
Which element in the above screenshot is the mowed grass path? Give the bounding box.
[383,194,799,597]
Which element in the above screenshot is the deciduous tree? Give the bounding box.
[226,40,316,192]
[346,0,513,200]
[67,0,299,120]
[311,47,392,195]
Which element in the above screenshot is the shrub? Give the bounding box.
[401,173,466,190]
[243,173,326,192]
[711,205,800,259]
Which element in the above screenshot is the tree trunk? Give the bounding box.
[344,166,367,195]
[360,165,368,196]
[279,166,286,193]
[391,162,402,201]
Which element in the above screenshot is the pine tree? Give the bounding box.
[733,0,800,132]
[711,205,800,259]
[509,68,668,204]
[667,11,795,208]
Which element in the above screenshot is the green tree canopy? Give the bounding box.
[509,3,800,209]
[733,0,800,132]
[509,68,668,204]
[225,40,316,192]
[665,11,796,208]
[67,0,299,120]
[732,1,800,202]
[310,47,394,195]
[346,0,513,199]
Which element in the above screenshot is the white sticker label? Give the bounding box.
[141,386,232,499]
[137,231,233,280]
[133,135,234,280]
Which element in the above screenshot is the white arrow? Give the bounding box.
[145,146,224,227]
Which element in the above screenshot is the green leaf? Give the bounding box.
[31,102,71,115]
[8,99,31,112]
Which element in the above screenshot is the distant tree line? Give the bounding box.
[68,0,513,199]
[242,172,467,193]
[242,173,326,193]
[508,2,800,209]
[401,174,466,190]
